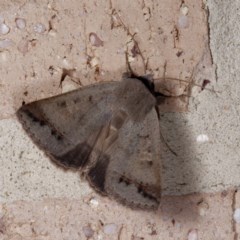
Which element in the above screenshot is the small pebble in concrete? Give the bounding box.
[61,80,77,93]
[89,57,99,68]
[89,32,103,47]
[89,197,99,207]
[178,15,189,29]
[0,23,10,35]
[233,208,240,223]
[17,39,29,55]
[188,229,198,240]
[111,13,122,28]
[97,234,103,240]
[48,29,57,37]
[197,200,209,216]
[197,134,209,143]
[0,39,14,49]
[15,18,26,29]
[82,225,94,238]
[180,4,189,15]
[103,223,117,235]
[33,23,46,33]
[62,58,71,68]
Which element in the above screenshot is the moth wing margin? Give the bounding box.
[17,82,121,169]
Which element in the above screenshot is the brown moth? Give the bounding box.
[17,77,162,210]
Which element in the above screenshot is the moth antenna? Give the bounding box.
[154,106,160,120]
[155,104,177,156]
[125,48,159,97]
[125,51,137,78]
[160,131,177,156]
[155,77,218,94]
[113,9,146,74]
[185,70,195,109]
[115,10,216,97]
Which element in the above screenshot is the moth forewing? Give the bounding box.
[17,77,162,210]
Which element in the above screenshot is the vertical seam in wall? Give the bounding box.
[206,4,218,81]
[232,189,238,240]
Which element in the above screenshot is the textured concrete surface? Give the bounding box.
[0,0,240,239]
[0,191,236,240]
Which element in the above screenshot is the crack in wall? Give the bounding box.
[206,4,218,82]
[232,189,238,240]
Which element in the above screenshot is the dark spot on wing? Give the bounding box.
[137,185,158,202]
[73,98,80,104]
[57,101,66,107]
[51,129,56,135]
[57,135,62,140]
[54,142,93,169]
[88,95,93,102]
[87,155,109,193]
[24,109,40,123]
[111,110,127,129]
[40,120,45,126]
[137,134,149,139]
[118,175,159,203]
[19,108,63,140]
[117,175,131,186]
[119,177,123,183]
[50,129,62,141]
[147,160,153,166]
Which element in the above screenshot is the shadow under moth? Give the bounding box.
[17,76,162,210]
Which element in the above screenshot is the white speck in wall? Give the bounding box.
[233,208,240,223]
[197,200,209,216]
[62,58,70,67]
[178,15,189,29]
[89,197,99,207]
[196,134,209,143]
[33,23,46,34]
[188,229,198,240]
[0,23,10,35]
[97,234,103,240]
[89,57,99,68]
[180,4,189,15]
[104,223,117,235]
[0,39,14,49]
[15,18,26,30]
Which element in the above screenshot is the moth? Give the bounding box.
[17,76,162,210]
